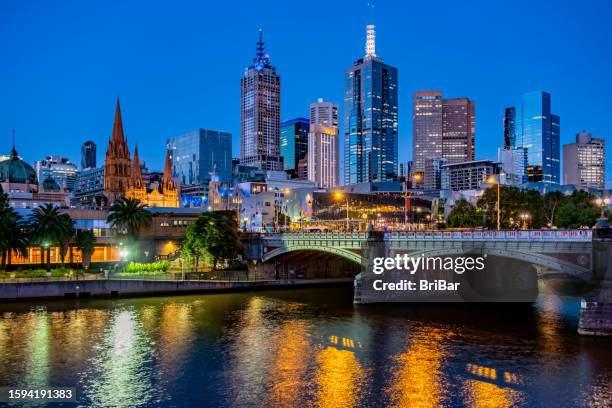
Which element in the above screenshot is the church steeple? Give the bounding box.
[130,144,144,189]
[104,97,132,204]
[162,149,175,191]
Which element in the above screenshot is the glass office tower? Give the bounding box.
[344,25,398,184]
[511,91,560,183]
[280,118,309,176]
[168,129,232,188]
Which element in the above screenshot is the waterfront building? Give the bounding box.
[442,98,475,164]
[73,167,105,207]
[508,91,560,183]
[308,99,339,189]
[424,157,448,191]
[240,29,282,171]
[441,160,500,192]
[0,144,70,208]
[563,131,605,190]
[168,128,233,201]
[344,25,398,184]
[280,118,309,177]
[34,155,78,191]
[81,140,97,170]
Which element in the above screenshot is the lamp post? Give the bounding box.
[487,175,501,230]
[520,212,530,230]
[595,197,610,228]
[334,191,349,231]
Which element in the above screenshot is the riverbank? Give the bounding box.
[0,278,354,301]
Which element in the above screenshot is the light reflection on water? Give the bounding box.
[0,287,610,407]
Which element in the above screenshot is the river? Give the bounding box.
[0,286,610,407]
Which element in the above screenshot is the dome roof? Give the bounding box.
[0,147,38,185]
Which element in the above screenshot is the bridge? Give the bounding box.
[256,230,594,278]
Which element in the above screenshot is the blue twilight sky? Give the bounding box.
[1,0,611,187]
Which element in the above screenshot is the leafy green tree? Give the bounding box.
[541,191,566,227]
[446,199,482,228]
[0,186,30,270]
[477,186,544,229]
[181,211,241,271]
[74,229,95,273]
[28,204,74,272]
[107,197,152,261]
[556,191,599,228]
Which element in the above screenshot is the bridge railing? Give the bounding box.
[261,230,592,242]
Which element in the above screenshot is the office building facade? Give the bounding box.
[563,131,605,190]
[441,160,500,192]
[509,91,560,183]
[344,25,398,184]
[308,99,339,188]
[280,118,309,177]
[442,98,475,164]
[34,155,78,191]
[81,141,96,170]
[240,30,282,171]
[412,91,443,176]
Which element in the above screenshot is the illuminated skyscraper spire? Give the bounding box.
[365,24,376,58]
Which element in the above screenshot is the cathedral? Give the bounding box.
[104,98,179,208]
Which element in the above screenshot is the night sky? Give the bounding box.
[1,0,610,187]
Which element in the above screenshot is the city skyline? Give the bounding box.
[1,1,611,187]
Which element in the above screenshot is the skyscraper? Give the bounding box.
[442,98,475,164]
[240,29,282,171]
[280,118,309,177]
[509,91,560,183]
[81,140,96,170]
[503,107,516,150]
[344,25,398,184]
[412,91,443,179]
[563,131,605,190]
[412,91,475,184]
[308,98,339,188]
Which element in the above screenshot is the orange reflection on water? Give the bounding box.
[158,303,194,380]
[314,346,364,408]
[463,378,522,408]
[269,320,311,406]
[386,327,450,408]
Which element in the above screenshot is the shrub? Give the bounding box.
[123,261,170,274]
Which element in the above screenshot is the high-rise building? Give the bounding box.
[81,141,96,170]
[503,107,516,150]
[34,155,78,191]
[498,147,528,186]
[280,118,309,177]
[168,129,233,198]
[413,91,475,185]
[423,157,447,191]
[509,91,560,183]
[412,91,443,177]
[442,98,475,164]
[73,167,105,206]
[344,25,398,184]
[240,30,282,171]
[441,160,500,192]
[563,131,605,190]
[103,98,132,204]
[308,99,339,188]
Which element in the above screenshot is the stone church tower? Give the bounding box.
[104,98,132,204]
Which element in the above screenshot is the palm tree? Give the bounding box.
[28,204,74,272]
[107,197,152,261]
[0,190,29,271]
[74,229,95,276]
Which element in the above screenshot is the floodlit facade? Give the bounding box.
[308,99,339,188]
[240,30,282,171]
[563,131,605,190]
[442,98,475,164]
[344,25,398,184]
[412,91,443,176]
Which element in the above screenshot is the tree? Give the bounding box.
[447,199,482,228]
[477,186,544,229]
[181,211,241,271]
[107,197,152,261]
[28,204,74,272]
[74,229,95,274]
[556,191,599,228]
[541,191,566,227]
[0,187,29,270]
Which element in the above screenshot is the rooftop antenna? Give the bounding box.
[365,24,376,58]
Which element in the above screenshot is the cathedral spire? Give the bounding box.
[162,149,175,191]
[131,144,144,189]
[112,97,126,144]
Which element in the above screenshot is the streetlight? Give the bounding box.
[487,175,501,230]
[334,191,350,231]
[520,212,530,230]
[595,197,610,228]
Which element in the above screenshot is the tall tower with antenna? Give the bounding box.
[239,29,282,171]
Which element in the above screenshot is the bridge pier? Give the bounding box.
[578,228,612,336]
